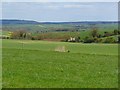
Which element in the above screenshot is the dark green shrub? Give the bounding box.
[83,36,94,43]
[103,37,115,43]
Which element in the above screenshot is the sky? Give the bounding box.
[1,0,120,2]
[1,2,118,22]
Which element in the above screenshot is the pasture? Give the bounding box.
[2,39,118,88]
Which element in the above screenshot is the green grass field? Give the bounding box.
[2,39,118,88]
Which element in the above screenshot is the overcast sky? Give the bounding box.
[1,2,118,22]
[1,0,119,2]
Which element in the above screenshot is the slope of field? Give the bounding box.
[2,39,118,88]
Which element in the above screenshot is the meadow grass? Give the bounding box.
[2,39,118,88]
[0,39,2,89]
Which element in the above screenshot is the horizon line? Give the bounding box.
[0,19,118,22]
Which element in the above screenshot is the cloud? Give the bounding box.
[45,5,61,9]
[63,4,93,8]
[42,3,94,10]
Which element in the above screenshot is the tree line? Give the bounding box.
[3,28,120,43]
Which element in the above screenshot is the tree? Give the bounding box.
[75,36,80,42]
[104,37,115,43]
[118,36,120,43]
[91,27,98,37]
[113,29,118,35]
[84,36,94,43]
[118,30,120,34]
[11,30,27,39]
[97,34,102,38]
[104,31,111,37]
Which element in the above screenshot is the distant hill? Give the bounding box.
[0,19,118,25]
[0,19,40,25]
[40,21,118,24]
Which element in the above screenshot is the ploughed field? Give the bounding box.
[2,39,118,88]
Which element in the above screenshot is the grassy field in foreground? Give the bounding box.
[2,39,118,88]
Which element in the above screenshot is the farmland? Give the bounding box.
[1,20,119,88]
[1,21,119,44]
[2,39,118,88]
[1,1,119,88]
